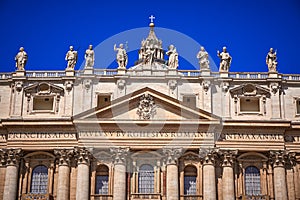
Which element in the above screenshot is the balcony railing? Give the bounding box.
[131,193,161,200]
[242,195,270,200]
[91,194,113,200]
[1,69,300,80]
[180,195,203,200]
[26,71,66,77]
[21,193,53,200]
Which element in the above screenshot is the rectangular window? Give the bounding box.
[183,95,196,108]
[184,176,197,195]
[95,175,109,194]
[240,97,259,113]
[296,99,300,114]
[97,94,111,108]
[33,97,54,111]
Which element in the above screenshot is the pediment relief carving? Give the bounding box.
[24,82,64,95]
[230,83,270,97]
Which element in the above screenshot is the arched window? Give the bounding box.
[30,165,48,194]
[95,165,109,194]
[184,165,197,195]
[138,164,154,193]
[245,166,261,195]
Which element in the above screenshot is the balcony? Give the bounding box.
[180,195,203,200]
[21,193,53,200]
[131,193,161,200]
[91,194,113,200]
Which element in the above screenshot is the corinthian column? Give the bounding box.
[111,147,129,200]
[163,147,182,200]
[75,147,92,200]
[270,151,288,200]
[3,148,22,200]
[54,149,74,200]
[220,150,237,200]
[200,148,217,200]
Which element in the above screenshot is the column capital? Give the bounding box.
[5,148,22,166]
[54,149,74,166]
[74,147,92,165]
[110,147,129,165]
[163,147,182,165]
[199,148,218,165]
[219,149,237,167]
[0,149,7,166]
[269,150,289,167]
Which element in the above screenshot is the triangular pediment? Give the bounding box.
[229,83,270,97]
[74,87,220,124]
[24,82,64,95]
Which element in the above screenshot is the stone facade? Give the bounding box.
[0,22,300,200]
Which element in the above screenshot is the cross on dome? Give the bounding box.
[149,15,155,23]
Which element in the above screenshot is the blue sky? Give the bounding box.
[0,0,299,73]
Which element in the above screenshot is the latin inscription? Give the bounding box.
[224,133,284,141]
[8,132,76,140]
[79,131,215,139]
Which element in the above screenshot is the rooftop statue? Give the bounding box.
[84,44,95,68]
[197,46,210,70]
[266,48,277,72]
[142,43,155,65]
[15,47,27,71]
[65,46,78,69]
[114,43,128,69]
[217,46,232,72]
[166,44,179,69]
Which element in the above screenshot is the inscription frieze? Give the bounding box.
[222,133,284,141]
[79,131,214,139]
[8,132,76,140]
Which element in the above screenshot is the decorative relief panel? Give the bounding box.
[136,93,156,120]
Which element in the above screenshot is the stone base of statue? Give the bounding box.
[219,71,229,78]
[13,70,25,77]
[200,68,211,76]
[268,71,278,78]
[117,67,126,75]
[65,68,75,76]
[83,67,94,75]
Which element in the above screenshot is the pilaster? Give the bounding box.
[10,77,26,117]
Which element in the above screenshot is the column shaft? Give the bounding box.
[76,164,90,200]
[203,164,216,200]
[273,166,288,200]
[113,164,126,200]
[57,165,70,200]
[166,164,179,200]
[222,166,234,200]
[3,165,19,200]
[2,149,22,200]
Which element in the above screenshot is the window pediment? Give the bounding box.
[230,83,270,97]
[24,82,64,95]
